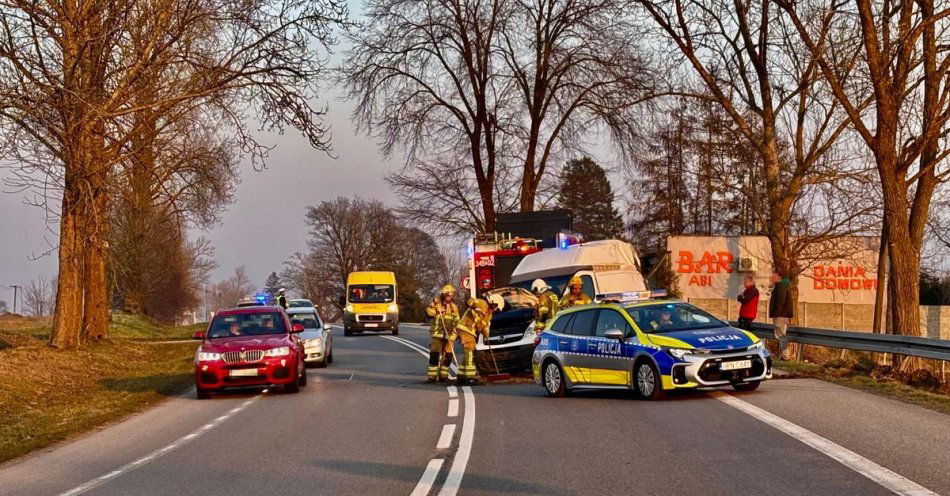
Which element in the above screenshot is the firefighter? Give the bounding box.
[455,297,493,386]
[426,284,460,383]
[276,288,288,309]
[559,276,592,309]
[532,279,559,334]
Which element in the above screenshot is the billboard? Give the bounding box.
[667,236,881,304]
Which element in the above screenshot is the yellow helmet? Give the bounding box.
[568,276,583,288]
[468,298,489,313]
[441,284,456,294]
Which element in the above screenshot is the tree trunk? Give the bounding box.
[872,218,888,333]
[82,183,110,341]
[49,181,84,348]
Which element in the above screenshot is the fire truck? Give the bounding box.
[464,210,581,297]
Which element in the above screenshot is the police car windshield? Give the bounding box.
[208,312,287,338]
[625,303,725,333]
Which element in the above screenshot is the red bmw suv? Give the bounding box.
[193,306,307,399]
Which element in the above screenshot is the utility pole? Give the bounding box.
[9,285,21,314]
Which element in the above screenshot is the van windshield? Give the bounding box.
[348,284,394,303]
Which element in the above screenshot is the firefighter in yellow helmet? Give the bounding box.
[454,296,494,385]
[559,276,592,309]
[425,284,460,383]
[532,279,559,334]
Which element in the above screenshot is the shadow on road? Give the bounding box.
[311,458,569,495]
[99,373,192,396]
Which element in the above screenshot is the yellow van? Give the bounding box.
[342,271,399,336]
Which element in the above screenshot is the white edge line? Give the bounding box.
[447,399,459,417]
[410,459,445,496]
[712,392,937,496]
[437,386,474,496]
[56,397,259,496]
[437,424,457,449]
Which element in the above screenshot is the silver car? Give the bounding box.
[287,307,333,367]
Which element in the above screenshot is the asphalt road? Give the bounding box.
[2,324,949,496]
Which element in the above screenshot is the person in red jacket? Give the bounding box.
[737,275,759,330]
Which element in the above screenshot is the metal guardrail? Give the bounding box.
[730,321,950,362]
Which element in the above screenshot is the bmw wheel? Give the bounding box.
[298,366,308,386]
[543,361,566,398]
[634,361,665,400]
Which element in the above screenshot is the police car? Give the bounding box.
[532,292,771,399]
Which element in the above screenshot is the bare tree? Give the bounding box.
[23,276,54,317]
[344,0,654,233]
[632,0,873,303]
[209,266,254,312]
[778,0,950,339]
[0,0,348,347]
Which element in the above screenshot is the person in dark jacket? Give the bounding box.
[768,272,794,360]
[737,275,759,331]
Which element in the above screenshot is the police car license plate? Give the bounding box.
[364,323,378,328]
[229,369,258,377]
[720,360,752,371]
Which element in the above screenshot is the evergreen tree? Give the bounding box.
[264,272,282,298]
[557,157,624,241]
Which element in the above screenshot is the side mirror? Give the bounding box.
[338,295,345,307]
[603,328,625,341]
[323,324,332,331]
[192,330,205,340]
[291,323,304,333]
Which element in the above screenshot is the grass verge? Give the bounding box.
[773,357,950,416]
[0,313,198,464]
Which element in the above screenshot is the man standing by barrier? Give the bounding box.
[769,271,793,360]
[737,275,759,331]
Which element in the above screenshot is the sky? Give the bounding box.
[0,0,629,304]
[0,83,399,300]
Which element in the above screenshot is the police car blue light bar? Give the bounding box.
[595,289,668,303]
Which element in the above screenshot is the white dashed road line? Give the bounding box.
[437,424,457,449]
[58,396,260,496]
[381,334,474,496]
[410,459,445,496]
[437,386,474,496]
[712,392,938,496]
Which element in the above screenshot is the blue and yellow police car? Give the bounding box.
[532,292,772,399]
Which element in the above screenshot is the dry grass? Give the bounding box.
[0,313,198,464]
[769,343,950,416]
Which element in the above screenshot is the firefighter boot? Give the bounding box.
[439,353,453,383]
[426,352,439,383]
[463,350,483,385]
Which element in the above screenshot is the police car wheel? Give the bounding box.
[732,380,760,392]
[634,361,665,400]
[543,361,566,398]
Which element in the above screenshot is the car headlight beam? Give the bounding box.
[748,340,764,350]
[387,303,399,313]
[666,347,690,360]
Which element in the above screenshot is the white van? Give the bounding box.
[475,240,647,373]
[508,239,647,296]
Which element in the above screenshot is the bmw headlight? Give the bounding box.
[264,346,291,357]
[387,303,399,313]
[196,351,220,362]
[748,341,764,351]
